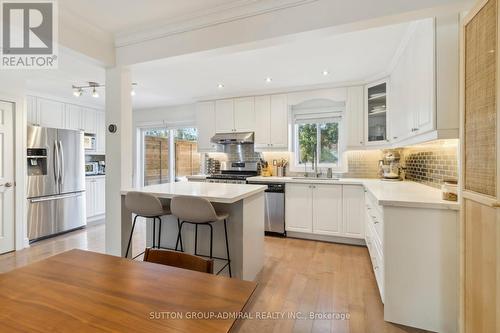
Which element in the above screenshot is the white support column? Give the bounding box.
[105,67,133,256]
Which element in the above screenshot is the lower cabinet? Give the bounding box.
[86,177,105,221]
[285,183,364,239]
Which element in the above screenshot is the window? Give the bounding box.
[142,127,200,185]
[292,100,344,171]
[296,120,340,168]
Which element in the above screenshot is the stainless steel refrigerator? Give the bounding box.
[27,126,86,242]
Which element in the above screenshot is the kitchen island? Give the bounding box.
[121,182,266,281]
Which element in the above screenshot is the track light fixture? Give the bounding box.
[71,82,138,98]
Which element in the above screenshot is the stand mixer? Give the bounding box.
[378,152,402,181]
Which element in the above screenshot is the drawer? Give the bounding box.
[366,209,383,247]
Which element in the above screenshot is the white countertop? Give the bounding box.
[246,176,459,210]
[121,182,266,204]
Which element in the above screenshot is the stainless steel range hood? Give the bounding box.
[210,132,254,144]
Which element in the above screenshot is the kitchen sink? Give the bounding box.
[291,177,340,181]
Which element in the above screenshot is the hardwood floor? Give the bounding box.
[0,224,427,333]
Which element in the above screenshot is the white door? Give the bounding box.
[0,101,15,253]
[342,185,365,238]
[37,98,65,128]
[312,184,343,236]
[234,97,255,132]
[285,183,313,232]
[269,94,288,148]
[254,95,271,147]
[82,108,97,134]
[215,99,234,133]
[85,179,95,218]
[65,104,83,131]
[196,102,216,152]
[96,111,106,153]
[95,178,106,216]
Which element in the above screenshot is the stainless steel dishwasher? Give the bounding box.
[247,181,285,236]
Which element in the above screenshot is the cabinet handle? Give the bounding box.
[393,136,398,140]
[374,220,380,224]
[360,141,363,144]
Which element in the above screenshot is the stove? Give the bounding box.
[206,161,258,184]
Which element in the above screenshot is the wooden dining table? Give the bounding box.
[0,249,257,333]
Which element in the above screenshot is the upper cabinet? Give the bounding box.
[27,96,105,154]
[255,94,288,150]
[390,20,435,142]
[215,97,255,133]
[233,97,255,132]
[365,80,389,145]
[346,86,365,149]
[196,101,217,152]
[82,108,97,134]
[388,16,459,146]
[37,98,65,129]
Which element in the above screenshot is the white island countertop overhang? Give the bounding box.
[121,182,266,204]
[120,182,266,281]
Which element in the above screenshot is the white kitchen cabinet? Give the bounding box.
[346,86,365,148]
[85,178,95,218]
[365,79,389,145]
[390,20,434,142]
[86,176,105,221]
[65,104,84,131]
[255,94,288,150]
[196,101,217,152]
[37,98,65,129]
[312,184,343,236]
[254,95,271,147]
[215,99,235,133]
[285,183,364,240]
[82,108,97,134]
[233,97,255,132]
[215,98,256,133]
[96,111,106,154]
[26,96,39,126]
[285,183,313,233]
[342,185,365,238]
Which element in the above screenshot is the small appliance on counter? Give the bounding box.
[85,162,99,176]
[83,133,96,151]
[379,151,402,181]
[442,179,458,201]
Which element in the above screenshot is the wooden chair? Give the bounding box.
[143,248,214,274]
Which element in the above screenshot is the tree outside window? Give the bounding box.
[296,121,340,167]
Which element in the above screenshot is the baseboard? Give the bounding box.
[286,231,366,246]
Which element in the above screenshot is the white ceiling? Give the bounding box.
[130,21,412,109]
[60,0,243,35]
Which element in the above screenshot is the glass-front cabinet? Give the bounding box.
[365,80,388,144]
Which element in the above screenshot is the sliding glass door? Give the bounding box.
[141,127,200,186]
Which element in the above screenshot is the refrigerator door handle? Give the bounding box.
[53,140,59,185]
[58,140,64,185]
[29,192,84,203]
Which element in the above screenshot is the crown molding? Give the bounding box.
[115,0,318,47]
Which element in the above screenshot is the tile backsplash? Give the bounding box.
[401,140,458,188]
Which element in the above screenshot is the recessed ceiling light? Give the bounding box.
[265,77,272,83]
[218,83,224,89]
[322,70,330,76]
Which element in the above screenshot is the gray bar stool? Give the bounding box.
[124,191,173,259]
[171,196,232,277]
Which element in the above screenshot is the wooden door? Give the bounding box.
[215,99,234,133]
[0,101,15,253]
[233,97,255,132]
[312,184,343,236]
[462,0,500,331]
[285,183,312,233]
